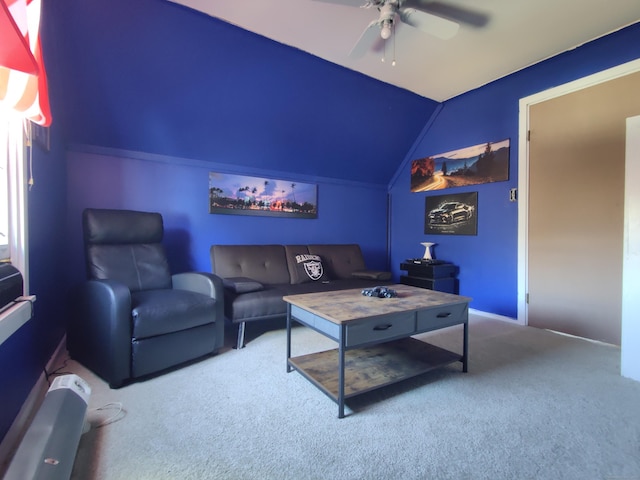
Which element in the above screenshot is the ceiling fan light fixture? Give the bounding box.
[380,22,392,40]
[346,0,460,60]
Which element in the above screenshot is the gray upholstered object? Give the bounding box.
[351,270,392,280]
[210,244,390,348]
[84,209,172,291]
[222,277,264,293]
[69,208,225,388]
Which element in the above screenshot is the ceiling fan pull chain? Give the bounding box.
[392,20,396,66]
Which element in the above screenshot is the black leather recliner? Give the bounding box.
[68,208,224,388]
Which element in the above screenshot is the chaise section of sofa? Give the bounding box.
[210,244,391,348]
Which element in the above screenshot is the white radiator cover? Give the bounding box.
[0,296,35,346]
[4,374,91,480]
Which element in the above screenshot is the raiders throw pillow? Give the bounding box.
[294,254,330,283]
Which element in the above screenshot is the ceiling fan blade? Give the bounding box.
[402,1,489,28]
[349,20,382,58]
[310,0,366,6]
[399,7,459,40]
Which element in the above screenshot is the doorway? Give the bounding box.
[518,60,640,345]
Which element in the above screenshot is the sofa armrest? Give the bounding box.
[68,279,132,388]
[222,276,265,294]
[351,270,392,281]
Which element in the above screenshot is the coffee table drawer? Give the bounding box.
[416,302,467,332]
[345,312,415,347]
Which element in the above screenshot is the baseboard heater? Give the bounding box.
[4,374,91,480]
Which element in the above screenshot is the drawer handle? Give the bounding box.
[373,324,393,331]
[436,312,452,318]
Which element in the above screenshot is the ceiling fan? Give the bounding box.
[313,0,484,58]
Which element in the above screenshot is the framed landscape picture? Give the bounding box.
[209,172,318,219]
[425,192,478,236]
[411,139,509,192]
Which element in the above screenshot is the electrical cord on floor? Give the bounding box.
[91,402,126,428]
[43,356,74,386]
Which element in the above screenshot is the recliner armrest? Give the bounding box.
[173,272,223,300]
[172,272,225,351]
[68,279,132,388]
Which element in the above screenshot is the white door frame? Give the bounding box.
[517,58,640,327]
[622,115,640,381]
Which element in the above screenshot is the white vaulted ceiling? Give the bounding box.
[167,0,640,101]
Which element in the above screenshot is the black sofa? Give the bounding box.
[209,244,391,348]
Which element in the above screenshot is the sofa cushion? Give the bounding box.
[131,289,217,340]
[284,245,310,284]
[307,244,367,280]
[352,270,392,281]
[285,245,330,284]
[210,245,291,285]
[224,286,289,322]
[292,254,330,283]
[280,278,383,296]
[224,278,385,324]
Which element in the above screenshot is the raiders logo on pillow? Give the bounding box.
[295,254,329,283]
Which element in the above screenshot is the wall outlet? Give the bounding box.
[509,188,517,202]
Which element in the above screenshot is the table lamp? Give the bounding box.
[420,242,436,260]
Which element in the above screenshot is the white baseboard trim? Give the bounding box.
[469,308,522,325]
[470,309,620,347]
[0,335,67,476]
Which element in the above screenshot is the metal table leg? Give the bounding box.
[462,320,469,373]
[286,304,292,373]
[338,324,346,418]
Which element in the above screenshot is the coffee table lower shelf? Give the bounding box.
[287,337,462,401]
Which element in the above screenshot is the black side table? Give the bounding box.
[400,261,458,294]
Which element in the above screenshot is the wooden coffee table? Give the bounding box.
[284,284,471,418]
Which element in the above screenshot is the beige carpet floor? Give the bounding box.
[65,316,640,480]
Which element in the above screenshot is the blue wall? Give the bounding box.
[5,0,429,445]
[64,147,390,290]
[44,0,437,187]
[389,23,640,318]
[2,0,640,448]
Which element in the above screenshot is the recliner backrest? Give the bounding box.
[83,209,172,292]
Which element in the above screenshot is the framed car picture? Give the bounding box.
[425,192,478,235]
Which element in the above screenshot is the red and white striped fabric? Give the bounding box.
[0,0,51,126]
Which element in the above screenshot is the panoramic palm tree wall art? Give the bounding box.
[208,172,317,219]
